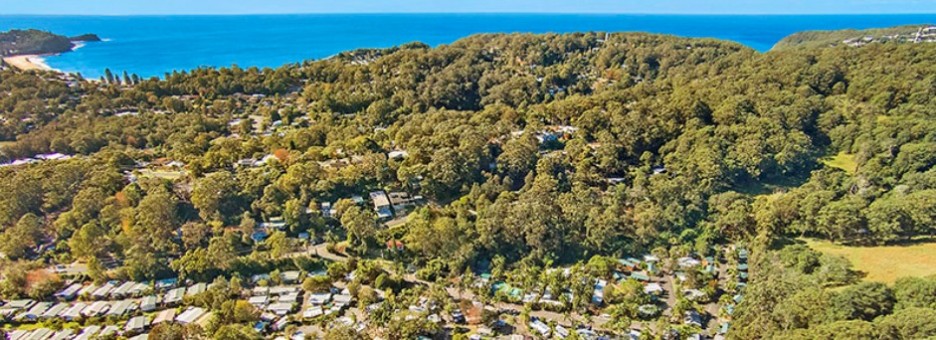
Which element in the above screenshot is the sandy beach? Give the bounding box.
[2,55,53,71]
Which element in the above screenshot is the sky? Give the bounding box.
[2,0,936,15]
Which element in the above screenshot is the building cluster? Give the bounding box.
[1,278,196,340]
[841,26,936,47]
[0,271,317,340]
[0,153,72,168]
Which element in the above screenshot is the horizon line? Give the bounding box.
[3,12,936,17]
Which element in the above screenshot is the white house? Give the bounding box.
[176,307,206,325]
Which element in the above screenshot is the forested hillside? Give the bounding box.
[772,24,935,49]
[0,31,934,338]
[0,29,97,57]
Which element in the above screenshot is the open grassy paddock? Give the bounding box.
[805,238,936,284]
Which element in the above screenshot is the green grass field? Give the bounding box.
[138,168,186,180]
[822,152,858,175]
[806,238,936,284]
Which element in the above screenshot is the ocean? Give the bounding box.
[1,14,934,79]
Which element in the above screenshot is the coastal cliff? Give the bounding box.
[0,29,100,57]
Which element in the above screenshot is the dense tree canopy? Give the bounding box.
[0,30,934,337]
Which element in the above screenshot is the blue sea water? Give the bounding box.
[1,14,934,79]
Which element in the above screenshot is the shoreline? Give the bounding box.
[2,55,55,72]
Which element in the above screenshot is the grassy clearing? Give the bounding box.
[805,238,936,284]
[4,321,81,331]
[137,169,186,180]
[822,152,858,175]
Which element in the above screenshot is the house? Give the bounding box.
[555,324,570,339]
[388,192,420,215]
[41,302,69,320]
[577,328,599,339]
[129,282,151,297]
[677,257,701,269]
[333,293,353,307]
[638,304,660,318]
[592,279,607,305]
[92,282,116,300]
[21,302,51,321]
[644,283,664,295]
[151,308,177,325]
[529,318,551,337]
[55,283,83,301]
[0,307,16,321]
[269,286,297,297]
[128,334,149,340]
[6,299,36,311]
[107,299,137,316]
[187,282,207,296]
[321,202,334,218]
[260,216,287,230]
[386,239,404,251]
[266,302,295,316]
[683,289,706,301]
[236,158,258,168]
[125,315,148,334]
[618,258,640,270]
[140,295,158,312]
[78,284,98,298]
[684,310,704,327]
[387,150,408,160]
[49,329,75,340]
[303,306,324,319]
[24,328,53,340]
[61,302,87,321]
[248,295,270,307]
[5,330,27,340]
[738,249,749,261]
[111,281,137,299]
[81,301,110,317]
[308,292,332,305]
[99,325,121,338]
[72,325,101,340]
[252,286,270,296]
[280,271,301,284]
[278,292,300,303]
[164,287,185,306]
[272,316,290,331]
[176,307,206,325]
[522,292,539,304]
[629,272,651,282]
[370,191,393,219]
[260,312,278,322]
